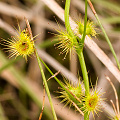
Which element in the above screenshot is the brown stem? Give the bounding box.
[88,0,96,15]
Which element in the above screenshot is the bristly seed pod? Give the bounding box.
[54,29,76,59]
[57,79,83,108]
[81,86,105,118]
[1,21,35,61]
[77,19,97,37]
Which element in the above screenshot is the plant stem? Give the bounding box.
[88,0,120,70]
[25,17,57,120]
[64,0,75,37]
[34,49,58,120]
[65,0,89,97]
[39,57,79,109]
[81,0,88,45]
[95,14,120,70]
[77,51,89,95]
[65,0,89,119]
[77,51,89,120]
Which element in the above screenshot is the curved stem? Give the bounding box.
[35,49,57,120]
[88,0,120,70]
[96,14,120,70]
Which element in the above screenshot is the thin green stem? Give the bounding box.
[88,0,120,70]
[95,14,120,70]
[77,51,89,95]
[81,1,91,119]
[77,51,89,120]
[38,57,79,106]
[34,49,57,120]
[64,0,74,37]
[81,0,88,45]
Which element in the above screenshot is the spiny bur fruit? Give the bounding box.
[82,87,104,118]
[1,23,35,61]
[54,29,77,59]
[77,19,97,37]
[58,79,83,108]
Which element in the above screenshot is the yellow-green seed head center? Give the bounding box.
[85,94,99,111]
[79,23,92,35]
[77,20,97,37]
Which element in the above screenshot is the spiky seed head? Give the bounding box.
[58,79,83,108]
[82,89,104,118]
[77,20,97,37]
[54,29,78,59]
[66,81,83,98]
[2,27,35,61]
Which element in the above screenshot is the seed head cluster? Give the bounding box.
[58,79,104,117]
